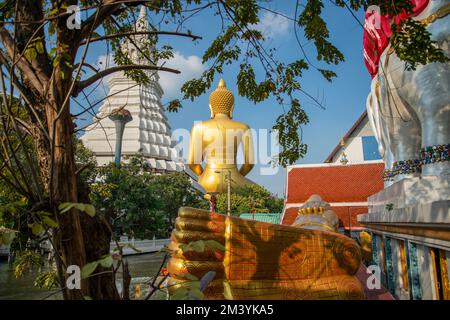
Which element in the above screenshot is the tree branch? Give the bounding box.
[79,30,201,45]
[0,28,45,92]
[73,64,180,96]
[78,0,126,43]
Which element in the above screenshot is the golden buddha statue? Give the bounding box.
[187,79,255,194]
[167,195,365,300]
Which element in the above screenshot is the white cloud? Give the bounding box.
[159,52,206,99]
[88,51,205,100]
[254,11,289,38]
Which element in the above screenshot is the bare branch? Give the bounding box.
[0,28,46,92]
[79,30,201,45]
[73,64,180,96]
[78,0,125,43]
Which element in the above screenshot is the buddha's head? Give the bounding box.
[209,78,234,118]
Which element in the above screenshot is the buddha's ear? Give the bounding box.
[209,104,214,118]
[229,104,234,118]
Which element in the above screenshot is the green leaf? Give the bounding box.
[42,216,58,228]
[59,202,95,217]
[35,41,44,54]
[190,240,205,253]
[170,287,189,300]
[82,204,96,217]
[98,254,113,268]
[75,203,85,212]
[24,48,37,62]
[204,240,225,252]
[187,287,204,300]
[81,261,99,279]
[58,202,76,214]
[83,296,93,300]
[1,229,16,245]
[31,223,44,236]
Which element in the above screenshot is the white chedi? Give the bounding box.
[81,6,182,172]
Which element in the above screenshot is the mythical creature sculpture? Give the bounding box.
[167,195,364,300]
[365,0,450,181]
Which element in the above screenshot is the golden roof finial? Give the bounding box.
[209,78,234,116]
[218,78,226,88]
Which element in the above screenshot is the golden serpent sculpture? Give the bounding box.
[167,205,365,300]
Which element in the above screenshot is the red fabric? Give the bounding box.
[286,163,384,204]
[363,0,429,77]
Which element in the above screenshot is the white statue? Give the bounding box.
[365,0,450,182]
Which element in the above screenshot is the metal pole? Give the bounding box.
[113,119,126,167]
[211,195,215,213]
[227,170,231,216]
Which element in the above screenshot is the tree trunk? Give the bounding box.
[43,96,119,299]
[45,99,88,299]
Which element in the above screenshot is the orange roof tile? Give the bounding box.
[286,163,384,204]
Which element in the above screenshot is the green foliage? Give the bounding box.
[298,0,345,65]
[34,270,59,289]
[75,139,98,184]
[58,202,96,217]
[391,19,449,70]
[90,155,207,239]
[81,254,113,279]
[0,226,16,246]
[273,98,309,167]
[333,0,449,70]
[215,184,283,216]
[170,281,204,300]
[13,250,43,278]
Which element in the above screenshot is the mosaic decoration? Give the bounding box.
[406,241,422,300]
[384,237,396,295]
[382,144,450,181]
[383,159,422,181]
[371,233,379,267]
[420,144,450,164]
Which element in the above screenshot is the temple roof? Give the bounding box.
[285,162,384,204]
[324,111,367,163]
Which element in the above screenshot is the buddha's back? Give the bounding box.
[187,79,255,194]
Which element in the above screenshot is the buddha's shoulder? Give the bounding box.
[230,120,251,129]
[193,119,251,131]
[210,118,250,128]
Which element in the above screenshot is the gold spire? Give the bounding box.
[218,78,226,88]
[209,78,234,116]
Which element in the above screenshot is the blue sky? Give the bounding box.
[75,2,372,197]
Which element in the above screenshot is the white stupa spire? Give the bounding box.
[80,5,182,172]
[136,6,149,32]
